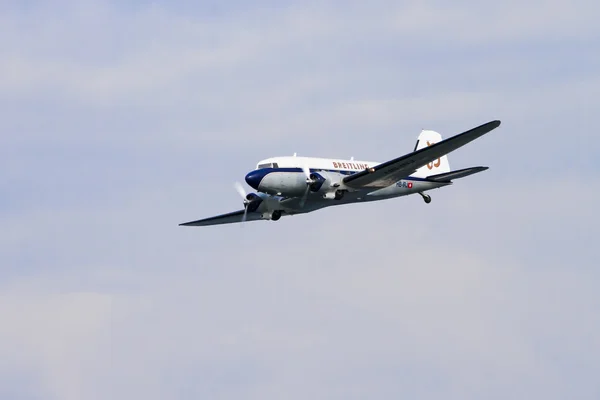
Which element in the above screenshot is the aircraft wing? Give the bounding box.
[179,209,263,227]
[343,120,501,189]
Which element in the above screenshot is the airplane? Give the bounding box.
[180,120,501,227]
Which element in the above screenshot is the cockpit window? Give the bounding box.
[257,162,279,169]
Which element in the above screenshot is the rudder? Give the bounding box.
[412,130,450,178]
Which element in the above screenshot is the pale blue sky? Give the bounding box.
[1,1,599,399]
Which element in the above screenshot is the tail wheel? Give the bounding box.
[419,192,432,204]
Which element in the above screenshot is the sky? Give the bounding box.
[1,0,599,399]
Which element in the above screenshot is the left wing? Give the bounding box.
[179,210,264,227]
[343,120,500,189]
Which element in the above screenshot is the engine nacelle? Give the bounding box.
[308,172,326,192]
[245,193,263,213]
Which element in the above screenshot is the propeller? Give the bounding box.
[300,164,317,208]
[234,182,249,223]
[234,181,247,199]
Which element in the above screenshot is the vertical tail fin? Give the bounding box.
[412,130,451,178]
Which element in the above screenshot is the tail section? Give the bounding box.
[426,166,488,182]
[412,130,450,178]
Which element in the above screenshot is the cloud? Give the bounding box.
[0,290,113,400]
[2,0,598,104]
[388,0,600,43]
[2,173,599,399]
[1,0,599,399]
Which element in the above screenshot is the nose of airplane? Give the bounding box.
[245,170,265,190]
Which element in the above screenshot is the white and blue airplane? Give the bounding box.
[180,120,501,226]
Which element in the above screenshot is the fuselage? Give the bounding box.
[244,155,449,217]
[245,156,378,193]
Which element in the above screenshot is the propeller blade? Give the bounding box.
[299,185,310,208]
[235,182,249,227]
[302,164,311,180]
[242,206,248,223]
[234,182,247,200]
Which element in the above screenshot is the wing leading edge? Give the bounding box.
[343,120,501,189]
[179,210,264,227]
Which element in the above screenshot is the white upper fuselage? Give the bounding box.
[254,156,380,175]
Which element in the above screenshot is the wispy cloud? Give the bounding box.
[1,1,599,399]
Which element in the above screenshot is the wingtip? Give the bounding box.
[479,120,501,132]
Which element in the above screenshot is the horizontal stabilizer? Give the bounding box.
[426,166,488,182]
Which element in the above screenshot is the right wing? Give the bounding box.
[179,210,264,227]
[343,120,500,189]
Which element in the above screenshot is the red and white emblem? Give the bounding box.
[408,182,413,189]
